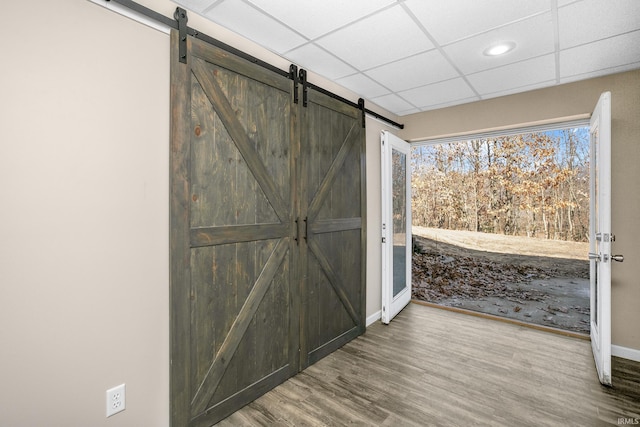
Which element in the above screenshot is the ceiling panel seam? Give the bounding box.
[551,0,561,83]
[400,2,480,99]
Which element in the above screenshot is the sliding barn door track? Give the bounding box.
[101,0,404,129]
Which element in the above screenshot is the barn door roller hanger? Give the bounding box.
[174,7,188,63]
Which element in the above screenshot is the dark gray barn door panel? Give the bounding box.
[170,32,299,427]
[299,90,366,368]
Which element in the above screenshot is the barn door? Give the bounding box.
[299,89,366,368]
[170,32,299,426]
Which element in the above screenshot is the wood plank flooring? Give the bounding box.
[217,303,640,426]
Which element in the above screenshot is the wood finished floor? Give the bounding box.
[217,303,640,426]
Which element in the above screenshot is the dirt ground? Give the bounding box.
[411,227,590,334]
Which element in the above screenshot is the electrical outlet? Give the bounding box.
[106,384,126,417]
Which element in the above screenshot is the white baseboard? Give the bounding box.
[366,310,381,327]
[612,344,640,362]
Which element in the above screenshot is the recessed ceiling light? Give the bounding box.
[483,41,516,56]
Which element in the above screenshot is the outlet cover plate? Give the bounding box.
[106,384,126,417]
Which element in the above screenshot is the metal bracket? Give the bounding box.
[174,7,188,63]
[299,69,308,107]
[358,98,365,128]
[596,232,612,242]
[289,64,299,104]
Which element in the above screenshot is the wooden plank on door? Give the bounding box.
[170,30,192,427]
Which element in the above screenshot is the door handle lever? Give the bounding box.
[588,252,601,261]
[611,254,624,262]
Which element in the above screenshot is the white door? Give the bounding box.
[589,91,614,386]
[381,131,412,324]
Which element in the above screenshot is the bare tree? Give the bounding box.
[411,129,590,242]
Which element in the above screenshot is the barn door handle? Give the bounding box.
[304,217,308,240]
[294,218,308,243]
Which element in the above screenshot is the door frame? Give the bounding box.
[589,91,612,386]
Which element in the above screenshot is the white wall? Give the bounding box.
[0,1,396,425]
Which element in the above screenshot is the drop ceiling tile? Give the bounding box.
[316,5,434,70]
[370,93,415,114]
[404,0,550,45]
[396,107,421,116]
[467,54,556,95]
[560,31,640,78]
[559,61,640,84]
[174,0,218,13]
[365,50,460,92]
[335,73,390,99]
[247,0,395,40]
[558,0,640,49]
[286,44,355,80]
[204,0,307,54]
[399,78,477,109]
[444,13,555,75]
[558,0,581,6]
[481,80,556,100]
[419,96,480,112]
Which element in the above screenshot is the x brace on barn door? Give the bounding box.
[98,0,404,129]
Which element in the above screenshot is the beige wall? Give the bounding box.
[0,1,171,426]
[0,0,396,425]
[400,69,640,352]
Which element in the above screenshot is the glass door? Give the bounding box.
[589,92,612,386]
[381,131,411,324]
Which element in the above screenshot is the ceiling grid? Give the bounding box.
[175,0,640,116]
